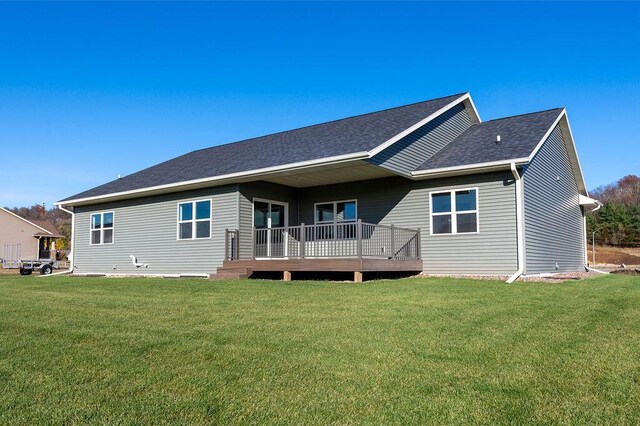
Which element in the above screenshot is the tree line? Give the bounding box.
[586,175,640,247]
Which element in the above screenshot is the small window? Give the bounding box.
[430,189,478,235]
[178,200,211,240]
[90,212,114,245]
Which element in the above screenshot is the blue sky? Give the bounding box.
[0,1,638,208]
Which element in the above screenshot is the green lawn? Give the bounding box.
[0,274,639,424]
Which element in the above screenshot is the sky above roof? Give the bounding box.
[0,2,638,208]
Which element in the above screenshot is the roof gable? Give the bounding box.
[415,108,564,172]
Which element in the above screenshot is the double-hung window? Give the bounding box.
[90,212,114,244]
[314,200,357,239]
[430,189,478,235]
[178,200,211,240]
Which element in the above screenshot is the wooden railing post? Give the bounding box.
[225,228,229,260]
[417,229,421,259]
[284,225,289,258]
[390,224,395,259]
[356,219,362,258]
[252,227,256,259]
[233,230,239,260]
[300,223,306,258]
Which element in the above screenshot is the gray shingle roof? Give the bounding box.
[61,93,466,201]
[414,108,563,172]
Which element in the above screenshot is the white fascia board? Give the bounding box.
[526,109,588,196]
[0,207,53,235]
[367,93,473,157]
[463,95,482,123]
[410,158,529,179]
[57,151,369,206]
[559,111,589,196]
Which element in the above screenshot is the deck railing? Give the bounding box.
[250,219,420,260]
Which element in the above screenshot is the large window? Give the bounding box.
[430,189,478,235]
[314,200,357,239]
[314,200,357,224]
[178,200,211,240]
[90,212,114,245]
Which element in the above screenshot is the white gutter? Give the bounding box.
[57,204,75,273]
[506,162,524,283]
[411,158,529,179]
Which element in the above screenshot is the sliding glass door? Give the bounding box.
[254,199,288,258]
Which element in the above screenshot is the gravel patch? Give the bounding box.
[418,271,604,283]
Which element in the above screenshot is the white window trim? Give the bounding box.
[429,188,479,236]
[89,211,115,245]
[176,199,212,241]
[252,197,289,229]
[313,199,358,224]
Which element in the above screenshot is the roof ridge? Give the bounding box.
[482,107,564,124]
[189,92,469,154]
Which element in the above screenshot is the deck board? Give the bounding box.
[221,258,423,273]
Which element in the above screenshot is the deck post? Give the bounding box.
[225,228,229,260]
[233,230,239,260]
[356,219,362,258]
[300,223,306,258]
[283,271,292,281]
[416,228,421,259]
[354,271,363,283]
[252,227,256,259]
[390,224,395,260]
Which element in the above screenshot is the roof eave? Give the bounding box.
[57,151,370,207]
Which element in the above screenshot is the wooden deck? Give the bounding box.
[213,258,423,282]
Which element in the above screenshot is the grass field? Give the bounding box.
[1,274,639,424]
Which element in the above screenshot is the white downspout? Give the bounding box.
[57,204,75,273]
[507,162,524,283]
[584,201,605,273]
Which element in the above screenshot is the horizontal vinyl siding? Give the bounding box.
[523,126,585,274]
[73,186,238,275]
[369,103,472,174]
[238,181,299,260]
[0,210,39,260]
[299,172,517,275]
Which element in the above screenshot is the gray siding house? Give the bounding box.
[58,93,599,282]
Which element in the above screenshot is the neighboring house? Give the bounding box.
[57,93,600,281]
[0,208,63,266]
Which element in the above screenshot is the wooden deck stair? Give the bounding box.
[209,264,253,280]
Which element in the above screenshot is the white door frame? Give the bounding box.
[252,198,289,258]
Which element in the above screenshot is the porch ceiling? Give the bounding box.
[262,160,397,188]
